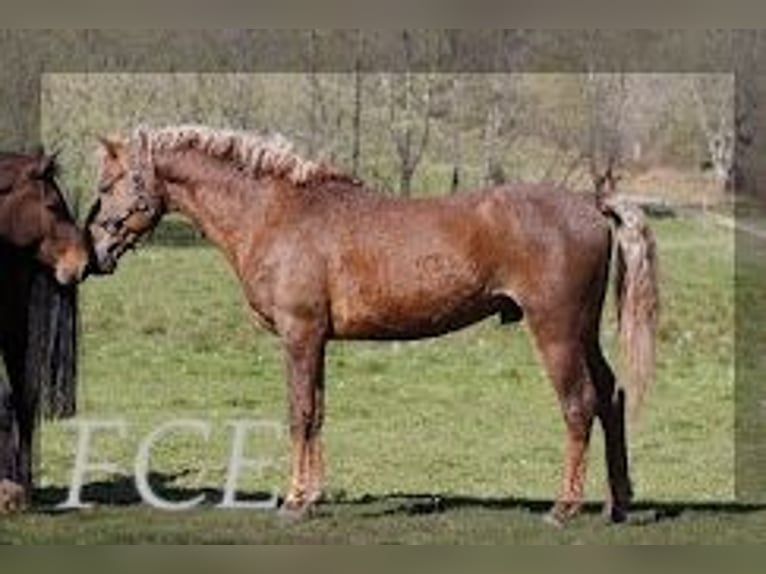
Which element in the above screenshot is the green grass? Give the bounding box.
[1,216,751,544]
[734,221,766,502]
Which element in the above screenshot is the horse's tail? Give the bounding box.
[601,198,659,420]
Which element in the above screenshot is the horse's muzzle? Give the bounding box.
[52,245,90,286]
[90,239,119,275]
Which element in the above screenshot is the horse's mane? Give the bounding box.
[134,125,357,187]
[0,149,62,193]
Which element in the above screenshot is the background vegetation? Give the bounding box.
[3,65,747,543]
[41,68,734,216]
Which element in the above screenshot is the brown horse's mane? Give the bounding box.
[134,125,359,188]
[0,149,62,194]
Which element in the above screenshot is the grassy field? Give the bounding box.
[1,215,756,544]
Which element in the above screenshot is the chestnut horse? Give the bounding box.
[0,150,89,512]
[86,126,658,525]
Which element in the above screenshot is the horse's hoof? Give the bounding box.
[543,502,581,528]
[277,500,313,522]
[542,511,566,528]
[0,480,26,515]
[603,505,629,525]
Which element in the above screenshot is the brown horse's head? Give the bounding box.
[0,151,89,285]
[86,134,165,274]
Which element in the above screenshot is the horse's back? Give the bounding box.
[299,183,611,339]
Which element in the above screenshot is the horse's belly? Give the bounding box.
[327,227,505,339]
[330,286,500,340]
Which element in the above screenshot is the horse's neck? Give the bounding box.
[157,153,276,267]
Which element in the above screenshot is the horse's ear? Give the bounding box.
[97,135,121,160]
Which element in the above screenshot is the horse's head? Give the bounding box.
[0,151,89,285]
[87,132,165,274]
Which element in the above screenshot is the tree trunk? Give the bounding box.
[691,76,735,193]
[450,76,463,193]
[386,31,433,197]
[351,32,363,178]
[306,29,322,157]
[400,165,414,196]
[483,96,504,185]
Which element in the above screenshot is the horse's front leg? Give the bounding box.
[278,320,326,518]
[0,372,28,515]
[0,338,23,516]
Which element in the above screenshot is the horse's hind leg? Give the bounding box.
[528,315,597,527]
[587,342,633,523]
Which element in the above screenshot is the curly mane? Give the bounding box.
[133,125,355,187]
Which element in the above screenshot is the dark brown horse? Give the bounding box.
[86,126,658,525]
[0,150,89,512]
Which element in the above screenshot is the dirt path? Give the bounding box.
[705,212,766,242]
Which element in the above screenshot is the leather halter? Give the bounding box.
[90,139,162,238]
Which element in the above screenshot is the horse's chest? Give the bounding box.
[238,266,279,334]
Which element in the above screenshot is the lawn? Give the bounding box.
[1,215,754,544]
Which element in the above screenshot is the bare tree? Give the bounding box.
[220,30,260,129]
[481,31,529,185]
[439,31,464,193]
[449,75,464,193]
[305,29,326,158]
[351,30,364,178]
[483,75,508,185]
[302,31,350,165]
[730,34,762,196]
[691,74,736,192]
[585,72,628,176]
[384,31,434,196]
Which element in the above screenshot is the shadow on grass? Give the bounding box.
[29,475,766,526]
[32,472,275,513]
[331,493,766,525]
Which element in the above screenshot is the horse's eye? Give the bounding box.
[98,182,111,194]
[103,217,122,234]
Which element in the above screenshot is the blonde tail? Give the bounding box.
[603,198,659,420]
